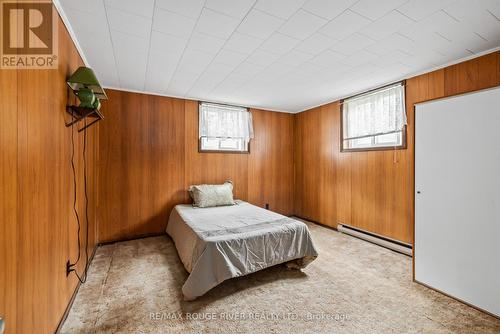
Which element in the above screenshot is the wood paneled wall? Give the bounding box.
[294,50,500,244]
[0,8,99,334]
[98,92,294,243]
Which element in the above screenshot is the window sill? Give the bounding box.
[198,149,250,154]
[341,144,407,153]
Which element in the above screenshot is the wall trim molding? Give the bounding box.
[102,85,294,114]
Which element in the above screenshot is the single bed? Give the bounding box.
[166,200,318,300]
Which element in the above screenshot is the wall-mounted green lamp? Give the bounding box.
[66,67,107,132]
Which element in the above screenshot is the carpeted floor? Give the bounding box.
[61,221,500,334]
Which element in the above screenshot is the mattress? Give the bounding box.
[166,201,318,300]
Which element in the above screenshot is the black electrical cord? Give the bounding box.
[69,110,82,265]
[73,119,90,283]
[69,116,90,284]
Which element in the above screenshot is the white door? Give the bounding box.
[415,87,500,317]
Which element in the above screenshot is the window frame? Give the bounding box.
[198,101,251,154]
[340,81,407,153]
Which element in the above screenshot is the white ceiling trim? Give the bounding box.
[101,85,294,113]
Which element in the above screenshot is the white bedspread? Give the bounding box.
[166,201,318,300]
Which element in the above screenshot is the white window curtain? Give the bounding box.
[343,83,406,140]
[199,102,254,141]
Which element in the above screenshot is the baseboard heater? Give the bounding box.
[337,224,412,256]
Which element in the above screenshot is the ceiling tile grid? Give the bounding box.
[58,0,500,112]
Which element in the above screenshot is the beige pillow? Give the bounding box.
[189,181,235,208]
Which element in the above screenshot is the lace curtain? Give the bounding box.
[199,102,254,141]
[343,84,406,140]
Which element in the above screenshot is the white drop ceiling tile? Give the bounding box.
[468,18,500,44]
[205,0,255,19]
[402,9,485,49]
[60,0,105,14]
[209,84,241,98]
[340,50,379,67]
[203,62,236,78]
[382,62,413,76]
[295,33,336,54]
[259,33,300,55]
[399,20,438,42]
[106,8,152,39]
[146,32,185,91]
[370,56,400,68]
[399,10,453,37]
[444,0,500,41]
[156,0,205,19]
[303,0,360,20]
[237,9,284,39]
[186,32,226,55]
[329,33,376,55]
[278,10,327,40]
[189,66,231,94]
[111,30,150,56]
[469,37,500,53]
[348,62,380,79]
[222,73,250,86]
[360,10,414,41]
[309,50,345,67]
[195,8,240,39]
[61,7,118,85]
[145,57,177,92]
[425,37,471,58]
[153,9,196,38]
[400,55,440,69]
[63,7,110,36]
[149,31,187,57]
[320,10,371,41]
[212,79,242,93]
[438,23,489,50]
[364,34,409,55]
[278,50,314,66]
[293,61,324,77]
[441,1,481,23]
[105,0,155,18]
[213,48,248,67]
[176,49,215,74]
[398,0,457,21]
[168,71,200,94]
[246,49,280,67]
[188,85,215,97]
[225,32,263,54]
[486,0,500,19]
[350,0,410,20]
[255,0,307,19]
[260,63,295,77]
[399,24,469,57]
[232,61,266,77]
[80,39,119,86]
[111,31,149,90]
[380,49,434,69]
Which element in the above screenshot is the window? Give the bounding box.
[342,82,407,151]
[199,102,253,153]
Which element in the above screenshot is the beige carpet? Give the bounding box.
[61,221,500,333]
